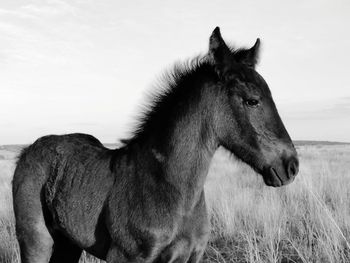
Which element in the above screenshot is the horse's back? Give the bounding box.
[13,133,115,259]
[13,133,109,192]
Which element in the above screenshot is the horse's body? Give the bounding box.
[14,133,210,262]
[13,28,299,263]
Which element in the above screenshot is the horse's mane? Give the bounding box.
[122,44,249,146]
[123,54,216,145]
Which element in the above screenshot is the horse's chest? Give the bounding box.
[115,201,210,262]
[153,208,210,262]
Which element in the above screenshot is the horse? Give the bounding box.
[12,27,299,263]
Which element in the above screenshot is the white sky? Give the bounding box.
[1,0,350,144]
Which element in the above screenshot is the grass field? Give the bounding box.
[1,143,350,262]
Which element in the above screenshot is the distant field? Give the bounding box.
[293,140,350,146]
[1,142,350,262]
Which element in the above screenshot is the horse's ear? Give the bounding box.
[209,27,232,76]
[234,38,261,68]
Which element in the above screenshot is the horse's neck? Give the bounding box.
[145,86,218,211]
[165,118,216,210]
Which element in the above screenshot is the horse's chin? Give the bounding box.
[220,145,295,187]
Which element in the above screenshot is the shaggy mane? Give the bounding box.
[123,54,216,145]
[122,43,249,146]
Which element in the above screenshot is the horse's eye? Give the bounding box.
[244,99,260,107]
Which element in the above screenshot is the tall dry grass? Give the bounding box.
[1,144,350,262]
[204,145,350,263]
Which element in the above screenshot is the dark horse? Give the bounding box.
[12,27,299,263]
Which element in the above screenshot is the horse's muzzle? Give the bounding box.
[263,156,299,187]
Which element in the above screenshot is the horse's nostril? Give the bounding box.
[287,158,299,178]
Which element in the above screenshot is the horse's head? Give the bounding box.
[209,27,298,187]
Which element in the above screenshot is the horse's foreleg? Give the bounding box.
[187,247,206,263]
[106,245,141,263]
[107,244,164,263]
